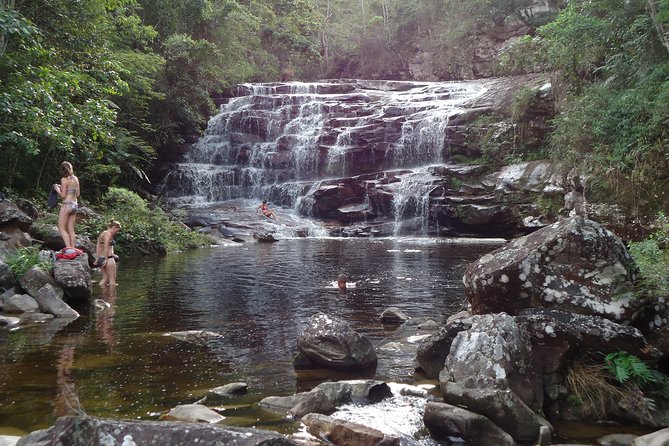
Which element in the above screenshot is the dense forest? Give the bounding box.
[1,0,668,211]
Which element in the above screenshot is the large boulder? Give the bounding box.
[3,294,39,313]
[32,283,79,318]
[19,266,61,299]
[440,313,542,411]
[15,415,296,446]
[29,223,96,259]
[464,216,640,321]
[517,308,652,374]
[440,382,547,442]
[0,199,32,232]
[296,312,377,371]
[52,256,91,302]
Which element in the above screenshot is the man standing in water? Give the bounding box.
[96,220,122,286]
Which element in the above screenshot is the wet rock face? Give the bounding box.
[464,216,640,321]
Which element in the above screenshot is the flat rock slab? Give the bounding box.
[16,415,296,446]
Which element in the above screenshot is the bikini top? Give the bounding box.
[65,176,78,194]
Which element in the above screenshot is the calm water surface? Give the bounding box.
[0,237,498,436]
[0,237,649,444]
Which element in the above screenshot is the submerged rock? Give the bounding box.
[164,330,223,345]
[162,403,224,423]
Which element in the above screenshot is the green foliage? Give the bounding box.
[4,245,52,278]
[78,187,212,256]
[605,351,669,397]
[629,212,669,298]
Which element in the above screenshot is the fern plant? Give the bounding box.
[605,351,666,391]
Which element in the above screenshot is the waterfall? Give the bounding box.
[391,169,439,236]
[158,79,489,232]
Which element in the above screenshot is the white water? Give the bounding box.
[159,80,489,228]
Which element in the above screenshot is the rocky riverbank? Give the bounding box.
[5,213,669,446]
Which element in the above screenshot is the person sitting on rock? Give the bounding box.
[257,200,277,220]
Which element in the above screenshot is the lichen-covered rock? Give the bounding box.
[517,308,652,371]
[440,313,541,412]
[464,216,639,321]
[296,312,377,370]
[415,317,473,379]
[15,415,297,446]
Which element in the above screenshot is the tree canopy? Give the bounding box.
[1,0,668,212]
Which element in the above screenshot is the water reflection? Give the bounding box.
[54,344,78,417]
[0,238,497,433]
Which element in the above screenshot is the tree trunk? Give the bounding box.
[648,0,669,55]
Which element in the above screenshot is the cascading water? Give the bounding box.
[391,168,441,236]
[158,79,488,230]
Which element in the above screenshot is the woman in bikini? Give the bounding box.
[96,220,122,286]
[54,161,80,248]
[257,200,277,220]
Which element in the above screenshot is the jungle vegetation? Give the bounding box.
[1,0,668,210]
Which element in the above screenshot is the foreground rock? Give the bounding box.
[17,416,296,446]
[31,284,78,318]
[260,389,335,418]
[464,216,640,321]
[295,312,377,370]
[301,413,400,446]
[423,402,517,446]
[439,313,547,442]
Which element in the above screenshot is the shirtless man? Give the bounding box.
[96,220,122,286]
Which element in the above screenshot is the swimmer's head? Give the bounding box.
[337,274,347,289]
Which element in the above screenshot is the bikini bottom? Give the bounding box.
[62,201,78,213]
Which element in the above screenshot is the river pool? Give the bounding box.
[0,237,652,444]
